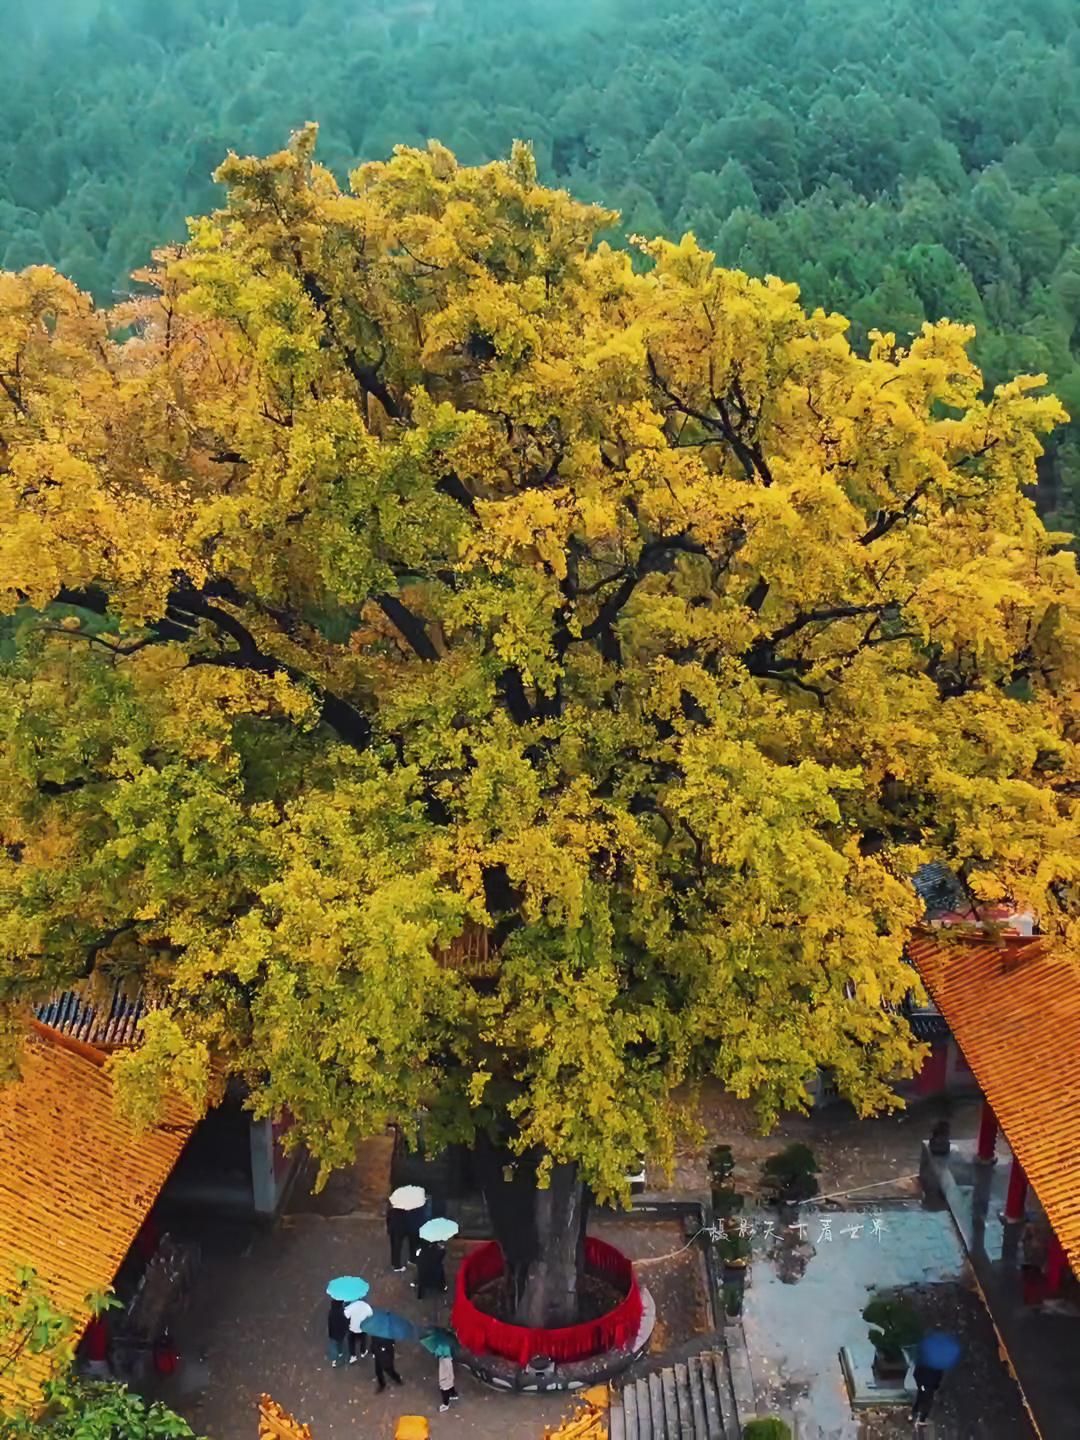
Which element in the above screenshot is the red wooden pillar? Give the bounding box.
[1045,1234,1070,1297]
[975,1098,998,1162]
[1002,1156,1028,1222]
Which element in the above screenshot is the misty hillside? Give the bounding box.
[2,0,1080,517]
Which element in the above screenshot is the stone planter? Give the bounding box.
[871,1346,910,1384]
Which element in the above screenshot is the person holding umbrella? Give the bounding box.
[326,1277,370,1368]
[371,1335,404,1391]
[387,1186,427,1272]
[415,1241,447,1300]
[912,1331,961,1426]
[360,1308,419,1391]
[421,1328,459,1412]
[416,1216,457,1300]
[438,1353,459,1411]
[326,1299,349,1368]
[344,1298,372,1363]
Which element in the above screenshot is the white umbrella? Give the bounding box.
[419,1216,459,1243]
[389,1184,427,1211]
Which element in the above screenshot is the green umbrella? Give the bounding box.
[420,1326,455,1357]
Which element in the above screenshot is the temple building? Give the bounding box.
[909,917,1080,1438]
[0,1019,194,1413]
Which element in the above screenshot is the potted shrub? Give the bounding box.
[717,1229,751,1282]
[760,1144,820,1206]
[743,1421,792,1440]
[708,1144,745,1220]
[708,1144,735,1184]
[862,1294,923,1382]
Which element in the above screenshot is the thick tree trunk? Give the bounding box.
[514,1160,584,1329]
[473,1137,591,1330]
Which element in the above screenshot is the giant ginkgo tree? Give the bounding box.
[1,129,1077,1327]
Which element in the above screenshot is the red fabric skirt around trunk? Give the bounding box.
[450,1236,643,1365]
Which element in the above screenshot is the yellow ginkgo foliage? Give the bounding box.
[1,128,1077,1327]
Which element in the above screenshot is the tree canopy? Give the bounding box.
[3,0,1080,523]
[1,135,1078,1242]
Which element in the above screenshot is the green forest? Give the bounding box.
[3,0,1080,520]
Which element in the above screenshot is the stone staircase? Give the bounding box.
[608,1349,740,1440]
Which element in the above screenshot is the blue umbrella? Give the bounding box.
[419,1217,459,1243]
[359,1308,420,1342]
[917,1331,962,1371]
[326,1275,370,1302]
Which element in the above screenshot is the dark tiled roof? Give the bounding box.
[912,862,967,919]
[35,980,148,1049]
[907,1012,951,1042]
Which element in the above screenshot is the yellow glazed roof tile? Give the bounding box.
[908,930,1080,1275]
[0,1022,194,1414]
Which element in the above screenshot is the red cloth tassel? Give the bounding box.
[451,1237,643,1366]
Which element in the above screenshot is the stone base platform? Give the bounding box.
[460,1287,656,1393]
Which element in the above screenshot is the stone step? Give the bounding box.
[662,1366,680,1438]
[701,1352,725,1438]
[724,1326,756,1433]
[648,1371,666,1439]
[636,1378,654,1440]
[623,1376,640,1440]
[674,1361,695,1438]
[614,1342,744,1440]
[610,1396,626,1440]
[686,1355,709,1438]
[723,1349,743,1440]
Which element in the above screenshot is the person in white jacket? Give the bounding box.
[343,1299,372,1363]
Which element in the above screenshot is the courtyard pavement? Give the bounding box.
[149,1091,1041,1440]
[154,1207,710,1440]
[741,1202,1034,1439]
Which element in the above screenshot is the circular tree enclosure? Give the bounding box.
[452,1237,652,1388]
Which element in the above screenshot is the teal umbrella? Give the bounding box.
[420,1327,455,1358]
[326,1275,369,1302]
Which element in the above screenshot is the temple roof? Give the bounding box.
[907,930,1080,1274]
[35,979,150,1050]
[0,1022,194,1414]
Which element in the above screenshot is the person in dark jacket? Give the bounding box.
[911,1363,943,1424]
[387,1202,412,1272]
[416,1240,447,1300]
[404,1195,430,1265]
[371,1335,404,1390]
[327,1298,349,1367]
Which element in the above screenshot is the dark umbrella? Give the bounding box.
[917,1331,962,1371]
[420,1326,455,1358]
[359,1308,420,1342]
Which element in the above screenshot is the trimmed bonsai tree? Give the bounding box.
[708,1143,744,1221]
[863,1293,924,1380]
[760,1144,820,1206]
[717,1230,752,1271]
[743,1420,792,1440]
